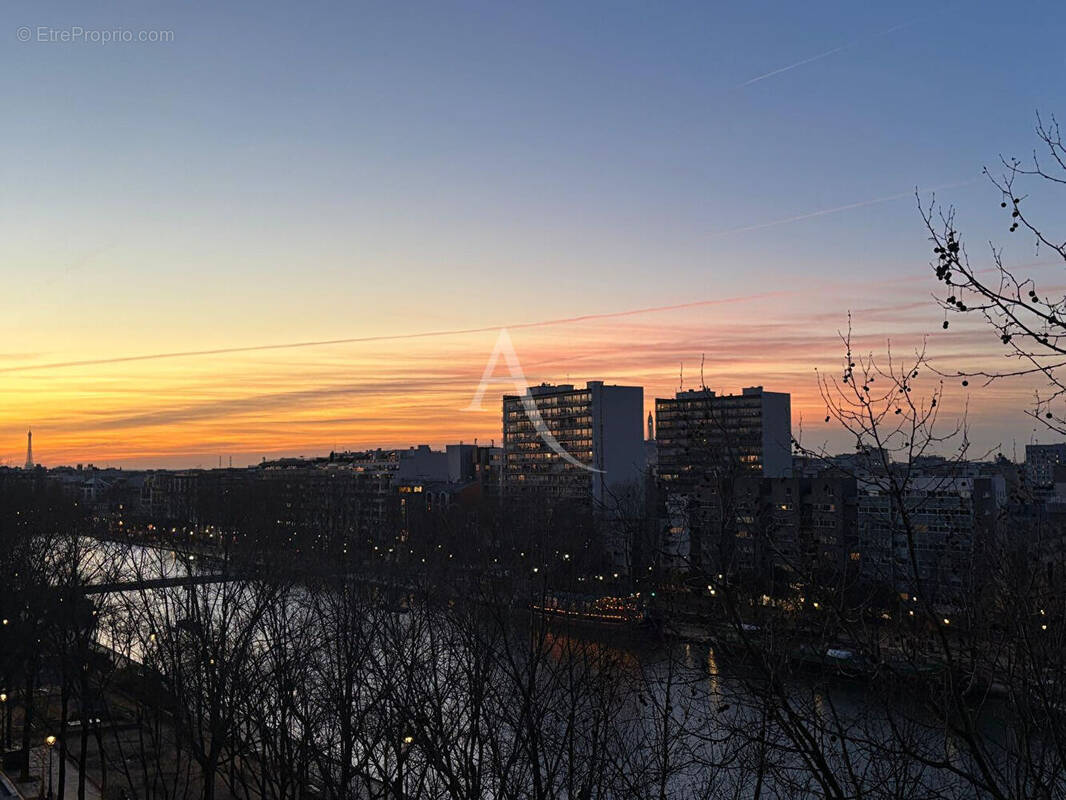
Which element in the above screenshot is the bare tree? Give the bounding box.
[923,112,1066,431]
[116,545,281,800]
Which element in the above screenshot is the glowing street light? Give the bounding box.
[0,692,7,749]
[44,735,57,800]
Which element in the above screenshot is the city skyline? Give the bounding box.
[3,1,1065,467]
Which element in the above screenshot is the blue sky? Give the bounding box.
[1,1,1064,465]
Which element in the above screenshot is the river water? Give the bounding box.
[79,540,1044,800]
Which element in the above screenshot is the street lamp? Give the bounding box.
[44,735,56,800]
[0,693,7,751]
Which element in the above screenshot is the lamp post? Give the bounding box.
[0,693,7,751]
[44,735,56,800]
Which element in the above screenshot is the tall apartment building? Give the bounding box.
[502,381,645,508]
[656,386,792,482]
[654,386,792,570]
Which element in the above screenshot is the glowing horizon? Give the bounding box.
[4,269,1055,469]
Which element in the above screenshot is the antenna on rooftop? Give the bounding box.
[700,353,707,391]
[679,362,684,391]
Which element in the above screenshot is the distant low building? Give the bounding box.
[446,443,503,499]
[720,470,858,581]
[1026,443,1066,488]
[857,473,1005,604]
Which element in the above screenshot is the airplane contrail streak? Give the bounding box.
[740,43,851,87]
[709,177,980,238]
[0,291,791,375]
[739,21,914,88]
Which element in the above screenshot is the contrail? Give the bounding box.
[740,42,852,88]
[739,21,914,88]
[0,168,978,377]
[0,291,791,375]
[709,177,981,238]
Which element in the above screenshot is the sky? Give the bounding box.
[1,0,1064,468]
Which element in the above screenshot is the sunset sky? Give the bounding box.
[2,1,1065,468]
